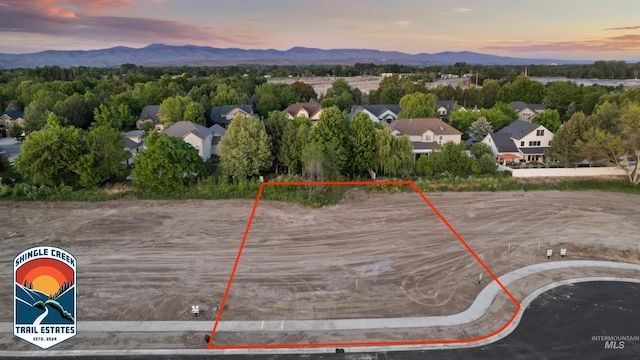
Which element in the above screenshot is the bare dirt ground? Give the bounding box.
[1,189,640,350]
[269,76,383,96]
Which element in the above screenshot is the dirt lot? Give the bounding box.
[1,189,640,349]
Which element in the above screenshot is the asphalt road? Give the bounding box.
[5,281,639,359]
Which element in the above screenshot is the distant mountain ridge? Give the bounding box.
[0,44,591,69]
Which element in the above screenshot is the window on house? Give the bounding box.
[424,135,432,141]
[536,129,544,136]
[520,141,525,147]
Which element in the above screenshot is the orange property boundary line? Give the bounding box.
[207,180,521,350]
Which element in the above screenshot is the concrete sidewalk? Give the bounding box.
[3,260,639,336]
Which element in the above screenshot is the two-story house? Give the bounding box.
[509,101,547,122]
[164,121,224,161]
[387,118,463,157]
[482,120,553,165]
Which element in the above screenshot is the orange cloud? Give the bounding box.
[47,6,76,18]
[66,0,135,15]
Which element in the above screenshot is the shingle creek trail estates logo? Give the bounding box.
[14,246,76,349]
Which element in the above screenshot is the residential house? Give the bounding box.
[210,104,254,128]
[436,100,466,118]
[209,124,226,156]
[482,120,553,164]
[348,104,402,123]
[509,101,547,122]
[386,118,462,156]
[164,121,221,161]
[284,103,323,123]
[122,130,145,165]
[0,109,24,137]
[136,105,164,131]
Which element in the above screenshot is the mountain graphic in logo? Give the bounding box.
[14,247,76,349]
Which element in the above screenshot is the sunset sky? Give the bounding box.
[1,0,639,61]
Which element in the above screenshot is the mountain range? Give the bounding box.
[0,44,592,69]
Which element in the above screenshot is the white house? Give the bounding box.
[164,121,217,161]
[482,120,554,164]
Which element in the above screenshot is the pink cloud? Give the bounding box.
[482,34,640,53]
[0,0,267,49]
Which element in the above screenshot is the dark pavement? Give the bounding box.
[6,281,640,360]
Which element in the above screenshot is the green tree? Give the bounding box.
[133,135,206,192]
[423,141,475,177]
[302,141,339,181]
[532,109,561,133]
[320,79,354,111]
[548,112,593,167]
[264,111,289,172]
[218,114,272,179]
[157,95,191,124]
[347,112,375,177]
[544,81,582,120]
[470,141,495,161]
[24,101,49,132]
[14,116,86,186]
[577,103,640,184]
[397,92,437,118]
[278,122,309,175]
[477,153,498,175]
[74,126,129,188]
[93,103,135,130]
[183,102,205,125]
[468,117,493,142]
[308,106,349,175]
[54,92,98,129]
[481,79,501,108]
[253,83,298,117]
[497,76,545,104]
[290,81,317,101]
[449,110,480,136]
[211,84,249,107]
[388,135,415,178]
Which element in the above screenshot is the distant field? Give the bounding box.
[268,75,383,96]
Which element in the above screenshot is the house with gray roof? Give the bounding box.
[122,130,145,165]
[349,104,402,124]
[164,121,223,161]
[210,104,254,128]
[482,120,554,165]
[436,100,466,118]
[136,105,163,131]
[386,118,462,156]
[509,101,547,122]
